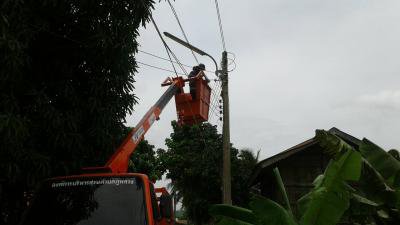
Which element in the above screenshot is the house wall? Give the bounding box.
[258,144,330,217]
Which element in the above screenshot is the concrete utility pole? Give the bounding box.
[221,51,231,205]
[163,32,232,205]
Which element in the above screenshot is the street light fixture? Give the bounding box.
[163,32,220,77]
[164,31,232,205]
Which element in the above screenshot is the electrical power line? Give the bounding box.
[211,90,222,119]
[210,81,222,111]
[140,0,221,130]
[138,49,214,73]
[142,1,213,144]
[166,0,225,127]
[227,52,237,72]
[139,49,190,67]
[142,6,186,76]
[227,58,236,72]
[137,61,186,75]
[213,0,227,51]
[137,60,220,78]
[149,14,180,76]
[210,91,223,127]
[167,0,199,64]
[209,80,223,123]
[144,2,188,76]
[209,81,221,121]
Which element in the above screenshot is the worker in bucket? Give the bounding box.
[188,63,208,100]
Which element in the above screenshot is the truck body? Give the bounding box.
[19,73,210,225]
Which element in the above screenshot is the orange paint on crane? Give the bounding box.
[20,74,211,225]
[175,72,211,125]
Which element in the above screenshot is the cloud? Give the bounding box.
[129,0,400,158]
[356,90,400,110]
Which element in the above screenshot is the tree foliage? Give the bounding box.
[158,121,258,225]
[0,0,154,224]
[129,139,166,181]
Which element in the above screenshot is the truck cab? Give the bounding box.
[20,174,173,225]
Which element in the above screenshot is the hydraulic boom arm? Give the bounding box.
[104,78,184,173]
[83,72,207,174]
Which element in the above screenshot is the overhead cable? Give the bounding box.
[213,0,227,51]
[137,61,186,75]
[209,81,220,117]
[146,6,188,75]
[150,16,179,76]
[138,49,214,73]
[209,80,222,121]
[227,58,237,72]
[167,0,199,64]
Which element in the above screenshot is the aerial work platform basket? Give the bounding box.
[162,71,211,125]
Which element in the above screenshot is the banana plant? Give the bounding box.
[323,132,400,223]
[355,139,400,224]
[210,131,362,225]
[209,130,397,225]
[209,195,297,225]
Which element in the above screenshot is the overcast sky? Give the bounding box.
[126,0,400,163]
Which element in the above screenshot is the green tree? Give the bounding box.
[158,121,258,225]
[0,1,154,224]
[129,139,166,181]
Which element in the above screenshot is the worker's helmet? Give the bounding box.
[198,63,205,70]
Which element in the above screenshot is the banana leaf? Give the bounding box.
[209,204,257,225]
[358,160,397,206]
[351,193,379,207]
[346,193,380,225]
[388,149,400,161]
[298,131,362,225]
[210,196,298,225]
[273,167,293,216]
[298,186,352,225]
[315,130,362,184]
[360,138,400,187]
[250,195,298,225]
[312,174,324,188]
[213,216,255,225]
[315,130,354,157]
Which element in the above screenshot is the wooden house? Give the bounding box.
[249,127,361,216]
